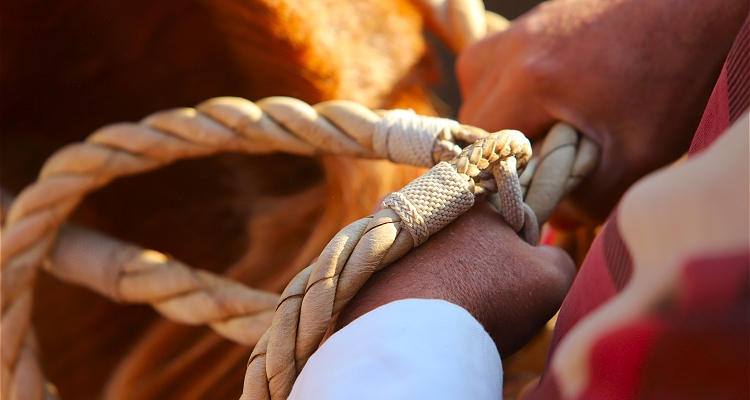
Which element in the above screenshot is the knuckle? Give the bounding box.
[516,51,557,89]
[455,32,507,86]
[535,245,577,290]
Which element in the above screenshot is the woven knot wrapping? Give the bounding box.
[373,109,459,167]
[382,161,474,246]
[493,157,524,232]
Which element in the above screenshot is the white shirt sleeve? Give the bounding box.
[288,299,503,400]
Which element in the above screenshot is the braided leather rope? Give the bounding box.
[241,123,597,400]
[0,96,494,400]
[0,1,599,399]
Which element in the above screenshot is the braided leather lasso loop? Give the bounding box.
[0,107,597,400]
[0,97,498,399]
[0,0,602,398]
[1,99,599,399]
[0,97,475,309]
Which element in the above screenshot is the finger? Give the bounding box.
[457,38,556,137]
[456,32,506,98]
[459,79,555,137]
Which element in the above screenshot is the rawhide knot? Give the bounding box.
[373,109,462,167]
[383,129,532,247]
[382,162,474,246]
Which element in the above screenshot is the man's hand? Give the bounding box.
[325,0,748,357]
[329,200,576,357]
[458,0,748,225]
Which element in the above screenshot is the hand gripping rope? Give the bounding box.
[0,1,598,399]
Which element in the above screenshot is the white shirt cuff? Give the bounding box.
[289,298,503,400]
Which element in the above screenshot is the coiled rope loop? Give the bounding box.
[0,0,601,398]
[0,97,506,400]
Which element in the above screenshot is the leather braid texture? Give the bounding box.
[382,162,475,246]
